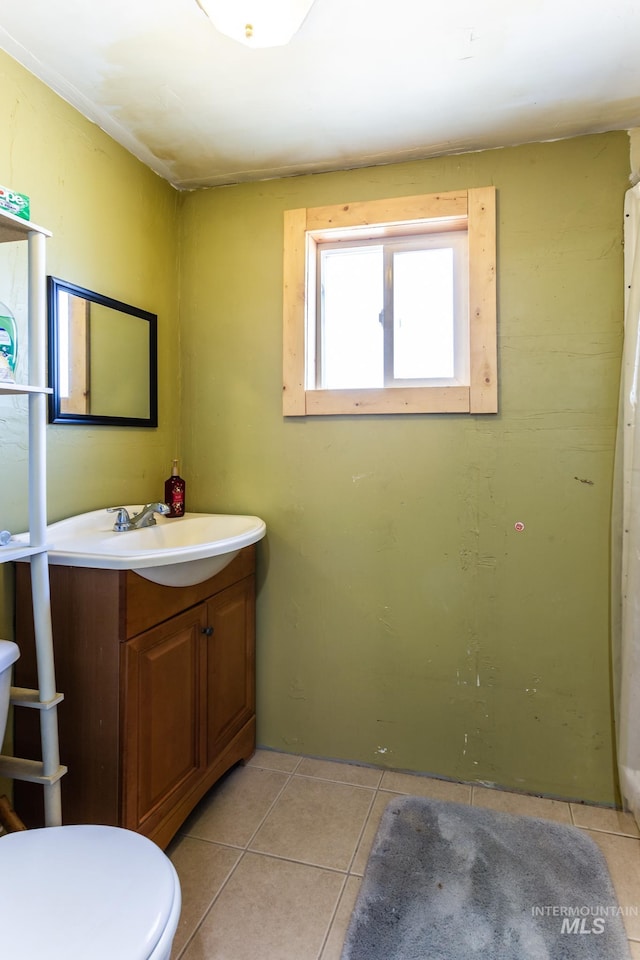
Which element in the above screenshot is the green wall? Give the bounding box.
[0,42,630,805]
[180,133,628,804]
[0,48,181,548]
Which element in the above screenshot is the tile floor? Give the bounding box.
[167,750,640,960]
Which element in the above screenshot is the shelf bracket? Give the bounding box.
[10,686,65,710]
[0,756,67,786]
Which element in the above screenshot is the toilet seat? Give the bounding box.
[0,824,181,960]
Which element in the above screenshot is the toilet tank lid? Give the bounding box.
[0,639,19,671]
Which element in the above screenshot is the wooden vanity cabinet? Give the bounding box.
[14,546,256,849]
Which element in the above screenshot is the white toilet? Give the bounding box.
[0,639,181,959]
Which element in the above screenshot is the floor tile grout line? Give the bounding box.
[174,846,247,960]
[178,763,296,849]
[252,754,384,790]
[322,781,394,954]
[343,782,380,876]
[177,835,246,852]
[241,767,299,851]
[242,847,354,875]
[288,771,384,790]
[316,872,350,960]
[574,823,640,840]
[314,781,387,960]
[249,756,304,776]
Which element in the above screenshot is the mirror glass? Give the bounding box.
[48,277,158,426]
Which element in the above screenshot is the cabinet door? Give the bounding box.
[121,605,206,833]
[205,576,256,765]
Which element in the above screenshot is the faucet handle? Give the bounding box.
[130,503,171,529]
[140,502,171,517]
[107,506,131,531]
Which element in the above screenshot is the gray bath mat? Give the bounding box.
[341,795,631,960]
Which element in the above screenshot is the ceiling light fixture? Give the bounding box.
[195,0,316,48]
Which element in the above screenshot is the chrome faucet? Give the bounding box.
[107,502,170,532]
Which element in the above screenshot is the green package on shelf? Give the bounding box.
[0,186,30,221]
[0,302,17,383]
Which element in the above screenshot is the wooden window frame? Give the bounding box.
[283,187,497,416]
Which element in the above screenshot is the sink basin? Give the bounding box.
[15,508,266,587]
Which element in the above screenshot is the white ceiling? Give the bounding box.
[0,0,639,190]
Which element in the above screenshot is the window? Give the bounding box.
[283,187,497,416]
[317,232,468,389]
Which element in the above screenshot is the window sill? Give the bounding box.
[296,386,472,416]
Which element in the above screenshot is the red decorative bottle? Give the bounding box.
[164,459,185,518]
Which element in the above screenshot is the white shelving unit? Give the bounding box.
[0,206,66,826]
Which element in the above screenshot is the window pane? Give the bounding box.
[393,248,454,380]
[320,246,383,389]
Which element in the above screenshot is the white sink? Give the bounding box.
[15,508,266,587]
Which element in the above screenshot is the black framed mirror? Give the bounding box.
[48,277,158,426]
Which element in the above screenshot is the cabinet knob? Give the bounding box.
[201,626,214,637]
